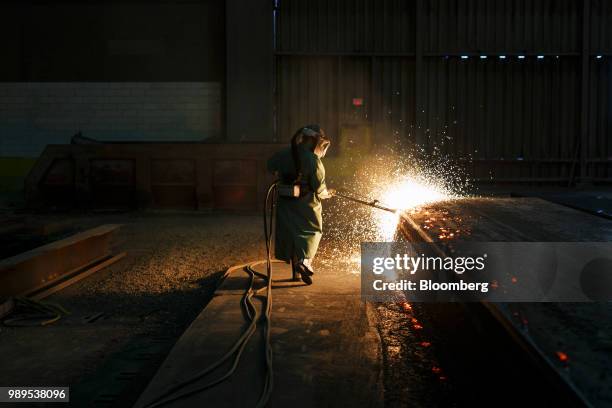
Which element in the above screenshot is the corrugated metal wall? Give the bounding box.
[422,57,581,181]
[277,57,339,140]
[588,0,612,182]
[372,58,416,142]
[276,0,415,54]
[422,0,580,55]
[276,56,416,144]
[590,0,612,53]
[274,0,612,183]
[588,59,612,182]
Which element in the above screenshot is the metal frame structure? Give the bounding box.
[273,0,612,184]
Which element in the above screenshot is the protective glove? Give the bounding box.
[319,188,335,199]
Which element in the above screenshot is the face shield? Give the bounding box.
[302,126,331,158]
[313,136,330,158]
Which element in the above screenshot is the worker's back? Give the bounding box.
[267,145,319,188]
[266,144,326,264]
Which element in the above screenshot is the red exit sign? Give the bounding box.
[352,97,364,107]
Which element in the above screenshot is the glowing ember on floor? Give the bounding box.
[400,302,412,312]
[556,351,569,363]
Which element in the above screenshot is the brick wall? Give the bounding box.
[0,82,222,157]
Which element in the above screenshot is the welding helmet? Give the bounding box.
[290,125,330,183]
[296,125,331,158]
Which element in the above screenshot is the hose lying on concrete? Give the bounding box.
[2,297,70,327]
[253,181,276,408]
[143,183,279,408]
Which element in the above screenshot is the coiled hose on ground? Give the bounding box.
[144,182,279,408]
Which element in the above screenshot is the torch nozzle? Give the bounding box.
[334,191,398,214]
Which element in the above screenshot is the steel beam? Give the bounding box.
[0,224,121,298]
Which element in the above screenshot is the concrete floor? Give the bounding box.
[1,193,611,407]
[135,260,383,408]
[0,206,457,408]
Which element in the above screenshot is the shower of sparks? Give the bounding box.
[351,146,466,242]
[321,142,471,271]
[372,174,455,241]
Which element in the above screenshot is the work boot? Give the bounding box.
[291,262,301,282]
[296,261,314,285]
[302,258,315,273]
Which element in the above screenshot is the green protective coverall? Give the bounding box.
[267,145,327,262]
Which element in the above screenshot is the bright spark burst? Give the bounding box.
[372,174,455,241]
[323,143,471,268]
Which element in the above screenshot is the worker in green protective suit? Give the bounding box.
[267,125,334,285]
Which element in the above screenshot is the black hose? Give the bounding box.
[2,297,69,327]
[256,182,277,408]
[143,182,279,408]
[143,267,260,408]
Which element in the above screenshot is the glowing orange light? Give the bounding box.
[413,324,423,330]
[373,175,454,240]
[400,302,412,312]
[511,276,518,283]
[556,351,569,362]
[420,341,431,347]
[431,366,442,374]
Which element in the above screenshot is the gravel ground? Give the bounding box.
[58,213,266,312]
[0,203,456,408]
[3,199,577,408]
[0,212,267,407]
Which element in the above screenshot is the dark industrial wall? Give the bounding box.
[0,2,224,82]
[226,0,274,142]
[2,0,612,186]
[275,0,612,183]
[0,1,224,159]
